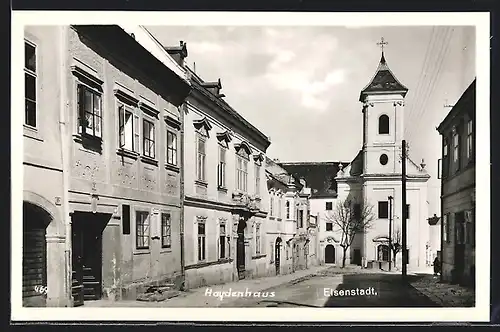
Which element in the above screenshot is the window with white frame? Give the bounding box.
[218,146,226,188]
[270,196,274,216]
[143,119,155,158]
[161,212,171,248]
[443,213,450,243]
[442,137,450,178]
[255,224,261,255]
[453,126,461,172]
[278,197,282,219]
[236,154,248,192]
[136,210,150,249]
[166,130,177,166]
[77,83,102,138]
[286,201,290,219]
[466,119,473,161]
[197,217,206,261]
[118,103,139,152]
[255,164,261,196]
[24,41,37,127]
[196,134,207,182]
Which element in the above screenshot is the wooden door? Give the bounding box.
[22,224,47,306]
[237,231,245,279]
[325,245,335,264]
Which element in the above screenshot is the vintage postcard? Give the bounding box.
[11,11,490,322]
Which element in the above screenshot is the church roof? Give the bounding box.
[359,52,408,102]
[278,162,350,198]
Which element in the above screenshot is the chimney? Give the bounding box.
[164,40,188,67]
[201,78,222,96]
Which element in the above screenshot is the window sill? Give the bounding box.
[165,163,180,173]
[133,248,151,255]
[218,186,228,193]
[195,180,208,188]
[140,155,159,167]
[23,125,43,142]
[117,148,139,160]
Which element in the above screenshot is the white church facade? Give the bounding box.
[335,49,431,271]
[281,46,431,272]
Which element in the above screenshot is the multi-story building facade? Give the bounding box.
[23,26,67,307]
[266,158,317,276]
[437,78,475,286]
[279,162,347,266]
[22,25,191,307]
[181,67,271,289]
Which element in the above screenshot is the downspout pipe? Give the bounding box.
[179,102,186,290]
[59,26,73,307]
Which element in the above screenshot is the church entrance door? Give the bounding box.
[325,244,335,264]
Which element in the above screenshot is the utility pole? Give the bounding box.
[401,140,408,278]
[388,195,393,272]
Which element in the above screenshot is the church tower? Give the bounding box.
[359,38,408,176]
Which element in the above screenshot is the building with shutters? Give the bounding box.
[181,66,271,289]
[436,78,475,286]
[22,25,191,307]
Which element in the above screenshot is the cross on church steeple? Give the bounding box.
[377,37,388,54]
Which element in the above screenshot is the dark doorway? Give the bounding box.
[236,219,246,280]
[454,244,465,283]
[22,202,50,307]
[353,249,362,266]
[325,244,335,264]
[377,244,390,261]
[71,212,108,306]
[275,238,282,275]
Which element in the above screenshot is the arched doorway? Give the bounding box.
[23,202,51,307]
[325,244,335,264]
[377,244,389,261]
[275,237,282,275]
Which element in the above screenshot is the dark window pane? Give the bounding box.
[25,74,36,101]
[25,100,36,127]
[25,43,36,72]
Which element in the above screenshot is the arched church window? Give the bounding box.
[378,114,390,134]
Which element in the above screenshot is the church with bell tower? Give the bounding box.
[335,38,431,271]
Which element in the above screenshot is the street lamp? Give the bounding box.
[388,196,393,271]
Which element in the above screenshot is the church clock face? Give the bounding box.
[379,154,388,165]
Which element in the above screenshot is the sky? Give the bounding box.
[146,25,476,215]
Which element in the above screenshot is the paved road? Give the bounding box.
[225,273,440,307]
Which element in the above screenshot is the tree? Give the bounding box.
[325,198,376,268]
[391,225,402,268]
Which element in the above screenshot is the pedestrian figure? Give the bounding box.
[433,256,441,276]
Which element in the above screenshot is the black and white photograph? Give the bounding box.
[11,11,490,322]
